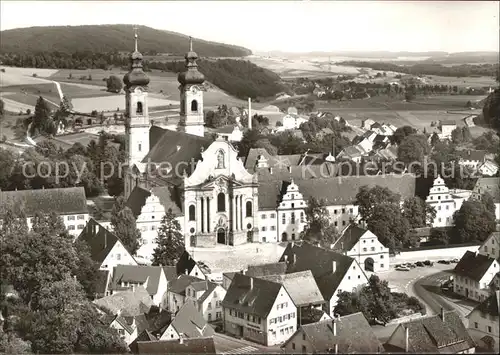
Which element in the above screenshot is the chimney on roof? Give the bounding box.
[269,167,273,174]
[405,326,409,353]
[332,319,337,336]
[179,336,184,344]
[176,145,181,151]
[250,277,254,290]
[287,166,292,173]
[185,269,188,275]
[104,231,107,249]
[332,261,337,273]
[293,254,297,264]
[284,255,288,263]
[440,307,445,322]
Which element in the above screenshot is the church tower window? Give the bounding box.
[246,201,253,217]
[189,205,196,221]
[137,101,143,114]
[191,100,198,112]
[217,193,226,212]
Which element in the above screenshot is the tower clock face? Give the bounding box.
[191,86,199,94]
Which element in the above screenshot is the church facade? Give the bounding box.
[122,34,417,262]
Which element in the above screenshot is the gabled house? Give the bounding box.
[282,312,383,353]
[176,251,210,280]
[135,337,216,354]
[109,265,169,306]
[158,301,215,341]
[454,251,499,302]
[336,145,364,163]
[185,279,226,323]
[0,186,89,237]
[102,313,137,345]
[385,309,475,353]
[457,150,487,171]
[478,232,500,262]
[478,160,499,177]
[259,270,325,325]
[439,120,457,139]
[467,290,500,352]
[425,176,470,227]
[75,218,138,277]
[166,274,205,313]
[279,242,369,317]
[222,273,297,346]
[331,224,390,272]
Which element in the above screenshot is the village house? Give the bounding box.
[425,175,472,227]
[384,309,476,353]
[258,270,326,326]
[109,265,169,306]
[176,251,211,280]
[0,186,89,238]
[438,120,457,140]
[454,251,499,302]
[280,107,308,130]
[102,314,138,345]
[336,145,364,163]
[331,224,390,273]
[165,274,205,313]
[471,177,500,221]
[184,279,226,323]
[94,286,154,317]
[466,290,499,353]
[279,242,369,316]
[222,273,297,346]
[214,124,243,142]
[457,149,487,171]
[158,301,215,341]
[478,160,499,177]
[478,232,500,261]
[75,218,138,294]
[361,119,376,130]
[282,312,383,353]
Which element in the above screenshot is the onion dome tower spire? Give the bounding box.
[123,25,150,87]
[177,36,205,137]
[178,36,205,85]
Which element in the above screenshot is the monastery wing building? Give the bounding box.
[122,33,416,261]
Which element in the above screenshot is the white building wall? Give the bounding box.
[327,260,368,316]
[200,285,226,322]
[100,241,138,273]
[478,233,500,260]
[159,324,180,340]
[265,286,297,346]
[468,309,499,352]
[346,230,390,272]
[152,269,169,306]
[110,319,137,345]
[454,260,499,302]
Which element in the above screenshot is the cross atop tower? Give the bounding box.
[189,36,193,51]
[133,25,139,52]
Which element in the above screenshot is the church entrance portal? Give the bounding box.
[364,257,374,272]
[217,228,226,244]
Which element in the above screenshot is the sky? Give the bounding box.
[1,1,498,53]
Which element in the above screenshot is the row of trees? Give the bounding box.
[0,131,125,197]
[0,203,128,354]
[337,61,499,78]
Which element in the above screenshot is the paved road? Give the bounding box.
[413,270,477,318]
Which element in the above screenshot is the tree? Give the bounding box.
[276,121,282,127]
[452,200,496,244]
[398,134,429,165]
[451,127,464,144]
[430,132,440,146]
[462,126,472,142]
[106,75,122,93]
[152,208,185,266]
[301,197,338,246]
[392,126,417,145]
[465,100,472,108]
[110,196,142,255]
[73,240,100,299]
[1,209,79,304]
[428,228,449,246]
[403,196,436,228]
[482,89,500,133]
[366,203,412,252]
[355,185,400,222]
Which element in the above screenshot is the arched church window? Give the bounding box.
[189,205,196,221]
[191,100,198,112]
[217,193,226,212]
[136,102,143,114]
[246,201,252,217]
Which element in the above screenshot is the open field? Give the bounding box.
[0,113,28,141]
[0,66,60,78]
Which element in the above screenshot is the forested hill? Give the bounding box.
[0,24,252,57]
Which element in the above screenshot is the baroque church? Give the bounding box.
[123,31,416,263]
